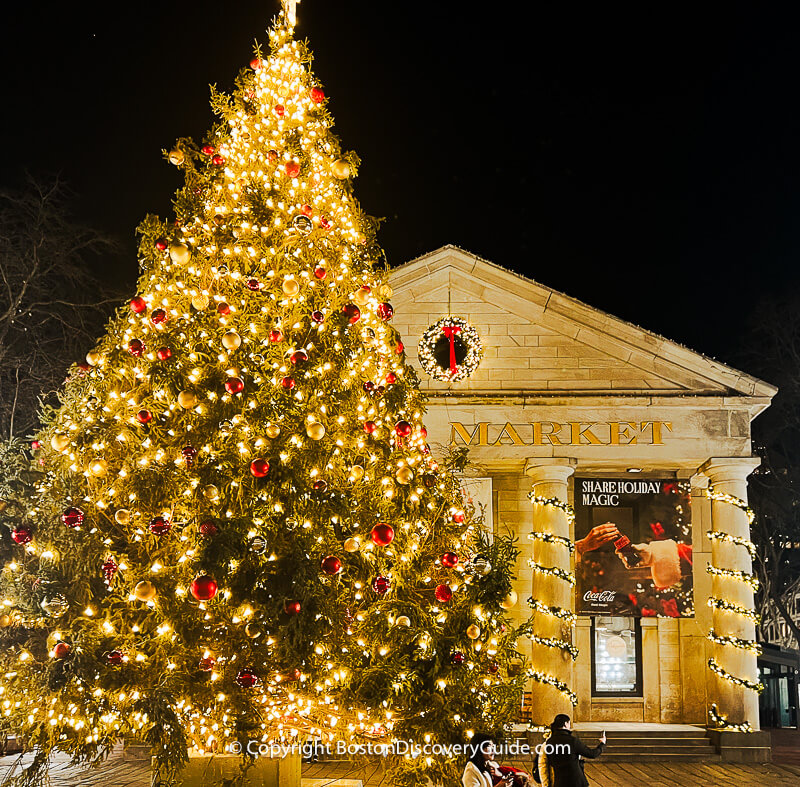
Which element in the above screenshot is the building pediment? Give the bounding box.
[388,246,775,409]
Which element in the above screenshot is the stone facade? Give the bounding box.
[388,245,776,729]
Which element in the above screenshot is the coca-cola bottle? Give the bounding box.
[614,535,642,568]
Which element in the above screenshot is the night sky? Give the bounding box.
[3,0,800,371]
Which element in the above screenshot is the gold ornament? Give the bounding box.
[332,159,351,179]
[378,283,393,299]
[89,459,108,478]
[343,537,360,553]
[134,580,157,602]
[203,484,219,501]
[169,243,190,264]
[51,434,70,452]
[395,615,411,628]
[178,391,198,409]
[265,424,281,439]
[282,277,300,296]
[86,350,103,367]
[115,509,131,525]
[354,286,371,305]
[245,622,264,639]
[191,293,210,310]
[395,466,414,485]
[349,465,365,482]
[168,149,185,166]
[500,590,518,610]
[466,624,481,640]
[222,331,242,350]
[0,614,12,628]
[306,422,326,440]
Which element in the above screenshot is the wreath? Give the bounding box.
[417,317,483,382]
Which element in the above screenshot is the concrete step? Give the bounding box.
[597,753,722,763]
[604,745,717,755]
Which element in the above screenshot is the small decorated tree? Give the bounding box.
[0,4,529,785]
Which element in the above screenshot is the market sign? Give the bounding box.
[449,421,673,447]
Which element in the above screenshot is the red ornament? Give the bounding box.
[281,376,296,390]
[11,525,33,545]
[302,204,313,216]
[371,523,395,546]
[136,409,152,425]
[282,668,302,681]
[148,516,171,536]
[246,277,261,291]
[128,339,145,357]
[130,296,147,314]
[250,57,263,70]
[53,642,71,659]
[290,349,308,364]
[61,507,84,529]
[269,329,283,343]
[385,372,397,384]
[395,420,413,438]
[250,458,270,478]
[236,668,259,688]
[420,427,428,438]
[182,446,198,466]
[199,656,216,671]
[151,308,167,325]
[395,341,404,354]
[31,440,41,450]
[321,555,342,575]
[77,360,91,372]
[201,144,215,156]
[268,149,278,163]
[440,552,459,569]
[190,575,218,601]
[423,474,437,488]
[102,557,118,582]
[211,154,225,166]
[311,310,324,323]
[310,87,325,103]
[372,575,391,596]
[313,266,327,280]
[363,420,377,434]
[312,479,328,492]
[199,519,218,537]
[217,302,231,316]
[320,216,332,230]
[284,600,301,616]
[155,238,168,251]
[285,161,301,178]
[452,511,466,523]
[275,104,287,116]
[363,381,375,393]
[451,651,465,666]
[342,303,361,324]
[225,377,245,394]
[435,584,453,603]
[488,661,500,674]
[377,302,394,321]
[157,347,172,361]
[106,650,124,666]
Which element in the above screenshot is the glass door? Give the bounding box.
[591,615,643,696]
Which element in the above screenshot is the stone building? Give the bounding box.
[388,245,775,748]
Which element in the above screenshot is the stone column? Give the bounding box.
[524,459,576,724]
[700,457,761,730]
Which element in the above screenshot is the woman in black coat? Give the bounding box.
[539,714,605,787]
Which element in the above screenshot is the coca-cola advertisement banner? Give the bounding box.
[574,478,694,617]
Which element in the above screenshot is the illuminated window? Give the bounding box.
[591,616,642,696]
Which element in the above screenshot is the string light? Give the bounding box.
[708,703,753,733]
[417,317,483,382]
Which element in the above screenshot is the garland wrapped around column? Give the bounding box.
[704,484,763,731]
[526,494,578,706]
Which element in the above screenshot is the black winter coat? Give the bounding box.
[544,729,604,787]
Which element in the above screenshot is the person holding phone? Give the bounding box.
[537,714,605,787]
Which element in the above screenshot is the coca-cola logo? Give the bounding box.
[583,590,617,602]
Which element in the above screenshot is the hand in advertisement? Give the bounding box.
[616,538,682,588]
[575,522,620,554]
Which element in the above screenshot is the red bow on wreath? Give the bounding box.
[441,325,462,374]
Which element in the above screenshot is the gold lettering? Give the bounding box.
[493,423,526,446]
[533,422,564,446]
[650,421,672,445]
[450,422,489,446]
[609,422,638,445]
[569,422,603,445]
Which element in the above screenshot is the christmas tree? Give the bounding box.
[0,3,529,785]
